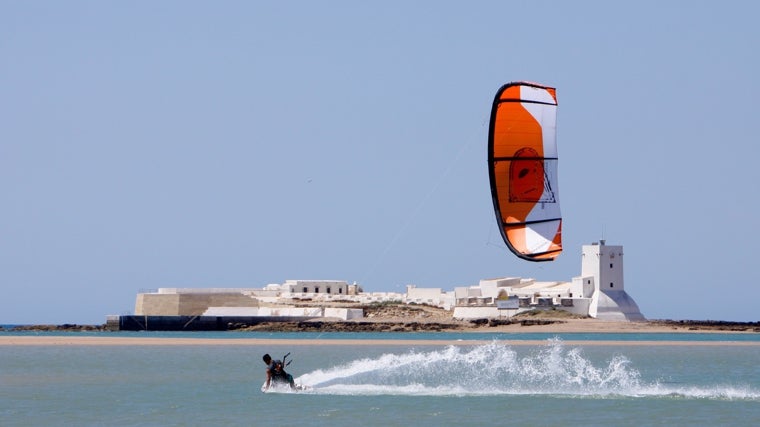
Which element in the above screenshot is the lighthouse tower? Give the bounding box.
[582,240,645,321]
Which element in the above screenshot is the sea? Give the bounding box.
[1,329,759,426]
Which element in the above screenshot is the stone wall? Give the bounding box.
[135,294,180,316]
[135,293,260,316]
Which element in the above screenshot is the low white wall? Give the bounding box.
[324,307,364,320]
[453,306,502,320]
[558,299,592,317]
[406,287,442,301]
[159,288,260,294]
[203,307,259,316]
[201,306,365,320]
[258,307,324,317]
[202,306,324,317]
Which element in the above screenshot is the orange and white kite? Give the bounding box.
[488,82,562,261]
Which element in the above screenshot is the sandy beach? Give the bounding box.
[2,318,758,347]
[2,335,759,347]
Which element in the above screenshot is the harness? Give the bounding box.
[269,360,289,381]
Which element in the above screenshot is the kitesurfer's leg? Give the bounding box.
[287,373,295,389]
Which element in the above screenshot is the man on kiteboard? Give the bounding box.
[262,353,295,390]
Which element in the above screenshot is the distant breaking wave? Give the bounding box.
[293,340,760,400]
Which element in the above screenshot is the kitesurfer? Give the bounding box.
[262,353,295,390]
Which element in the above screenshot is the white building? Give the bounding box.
[405,285,455,309]
[130,241,644,322]
[452,240,645,320]
[280,280,357,296]
[582,241,645,321]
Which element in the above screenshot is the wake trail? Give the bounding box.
[293,340,760,400]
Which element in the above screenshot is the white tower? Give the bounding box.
[583,240,645,321]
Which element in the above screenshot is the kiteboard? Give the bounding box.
[261,382,310,393]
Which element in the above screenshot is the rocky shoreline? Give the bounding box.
[3,303,758,333]
[2,324,108,332]
[231,318,760,333]
[3,319,759,333]
[646,319,760,332]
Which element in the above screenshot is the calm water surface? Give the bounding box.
[1,332,758,426]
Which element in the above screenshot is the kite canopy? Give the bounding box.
[488,82,562,261]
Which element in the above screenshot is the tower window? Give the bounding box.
[315,287,319,293]
[327,287,331,294]
[610,263,613,268]
[303,287,307,293]
[610,283,614,288]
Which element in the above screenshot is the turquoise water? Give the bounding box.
[1,332,759,426]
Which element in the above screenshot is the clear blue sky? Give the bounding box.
[2,1,759,324]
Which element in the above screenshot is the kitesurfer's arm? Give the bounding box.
[264,367,272,390]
